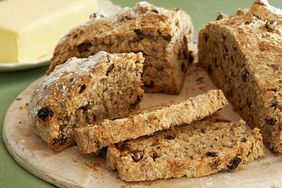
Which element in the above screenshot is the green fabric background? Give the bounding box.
[0,1,281,187]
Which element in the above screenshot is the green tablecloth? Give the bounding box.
[0,1,281,187]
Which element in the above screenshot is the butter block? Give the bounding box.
[0,0,97,63]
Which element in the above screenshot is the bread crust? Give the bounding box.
[74,90,228,153]
[49,2,194,94]
[28,52,144,151]
[106,118,265,182]
[198,0,282,152]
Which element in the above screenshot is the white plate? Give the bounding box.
[0,0,121,72]
[0,56,51,72]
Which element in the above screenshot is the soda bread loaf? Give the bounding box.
[106,118,265,182]
[49,2,194,94]
[74,90,228,154]
[28,51,144,152]
[198,0,282,152]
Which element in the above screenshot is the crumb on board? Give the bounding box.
[85,162,101,171]
[19,104,29,110]
[199,86,206,90]
[120,185,132,188]
[196,76,205,84]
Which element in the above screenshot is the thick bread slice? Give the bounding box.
[198,0,282,152]
[74,90,228,153]
[106,118,265,182]
[49,2,194,94]
[28,51,144,152]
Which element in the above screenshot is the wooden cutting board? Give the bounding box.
[3,64,282,188]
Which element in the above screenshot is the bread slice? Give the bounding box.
[106,118,265,182]
[198,0,282,152]
[28,51,144,152]
[48,2,194,94]
[74,90,228,153]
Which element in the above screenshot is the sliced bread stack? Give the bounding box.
[28,1,267,183]
[72,88,265,181]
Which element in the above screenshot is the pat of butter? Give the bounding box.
[0,0,96,63]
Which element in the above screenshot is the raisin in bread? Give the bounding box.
[106,118,265,182]
[49,2,194,94]
[28,51,144,152]
[198,0,282,153]
[74,90,228,153]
